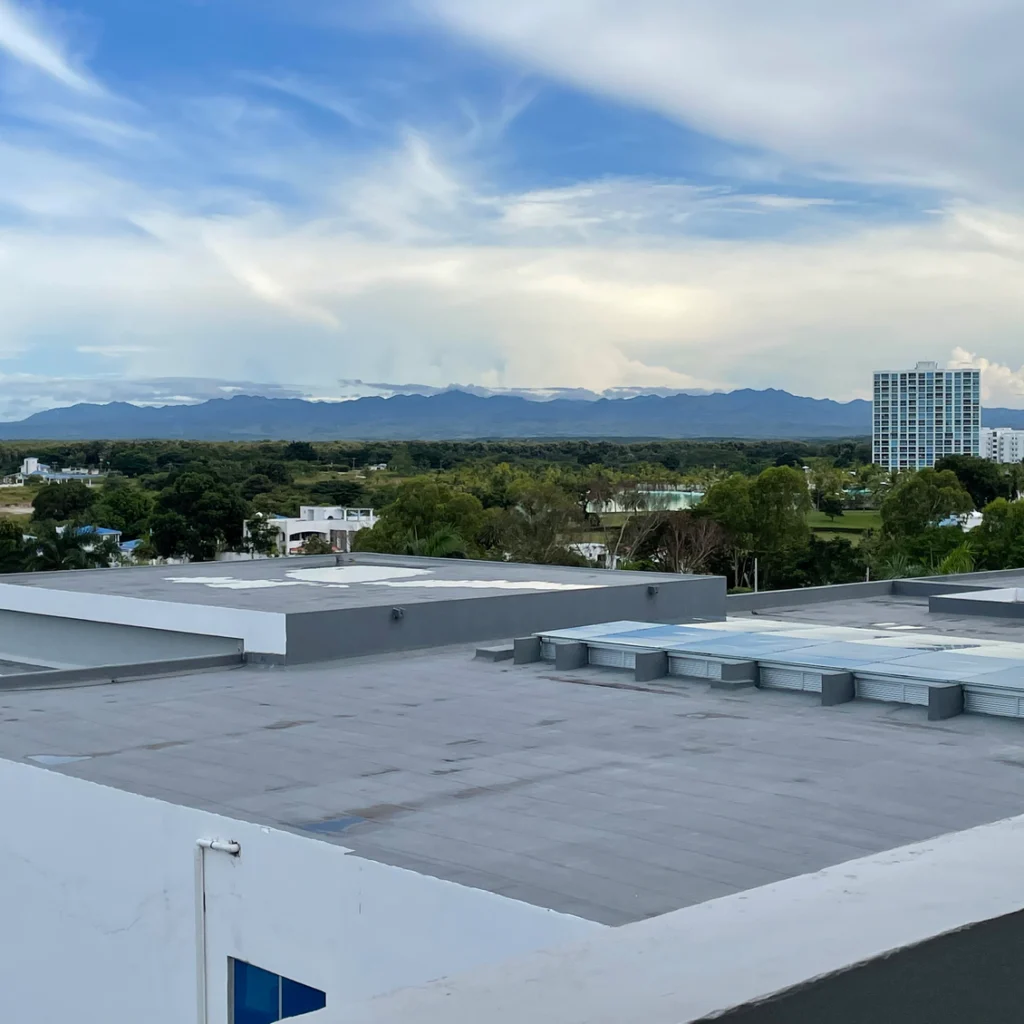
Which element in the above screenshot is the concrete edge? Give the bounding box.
[0,652,245,691]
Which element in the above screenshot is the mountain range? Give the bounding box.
[1,388,1023,441]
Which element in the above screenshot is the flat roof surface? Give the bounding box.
[733,593,1024,642]
[0,555,680,613]
[3,645,1024,925]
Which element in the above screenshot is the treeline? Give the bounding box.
[353,455,1024,590]
[0,437,870,477]
[4,439,1023,590]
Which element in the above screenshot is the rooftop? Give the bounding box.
[0,553,720,664]
[0,554,668,613]
[4,641,1024,926]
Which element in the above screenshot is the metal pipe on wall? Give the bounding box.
[195,838,241,1024]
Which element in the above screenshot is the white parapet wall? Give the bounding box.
[0,583,287,655]
[0,759,601,1024]
[339,814,1024,1024]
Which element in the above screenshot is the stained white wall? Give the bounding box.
[0,759,601,1024]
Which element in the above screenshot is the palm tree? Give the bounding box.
[875,552,927,580]
[403,526,467,558]
[938,542,975,576]
[24,523,122,572]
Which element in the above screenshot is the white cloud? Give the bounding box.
[2,2,1024,416]
[3,155,1024,407]
[0,0,98,93]
[949,349,1024,409]
[417,0,1024,199]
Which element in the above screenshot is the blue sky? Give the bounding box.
[1,0,1023,417]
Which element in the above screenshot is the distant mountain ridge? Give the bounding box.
[2,388,1023,441]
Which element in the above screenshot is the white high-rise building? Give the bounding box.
[872,362,981,470]
[980,427,1024,464]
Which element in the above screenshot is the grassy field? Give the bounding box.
[807,509,880,530]
[807,508,880,546]
[0,486,38,520]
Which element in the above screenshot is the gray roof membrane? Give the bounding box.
[4,645,1024,925]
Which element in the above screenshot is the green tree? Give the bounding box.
[149,472,249,561]
[497,480,585,565]
[874,552,929,580]
[282,442,317,462]
[299,534,334,556]
[31,481,96,522]
[403,525,468,558]
[935,455,1008,511]
[389,445,415,476]
[0,519,26,572]
[820,494,845,521]
[306,479,368,507]
[108,448,156,477]
[750,466,812,552]
[243,513,281,557]
[701,474,756,586]
[252,461,293,486]
[971,499,1024,571]
[353,479,486,556]
[89,484,154,539]
[938,542,975,575]
[24,523,121,571]
[242,474,276,500]
[880,469,973,539]
[806,459,845,511]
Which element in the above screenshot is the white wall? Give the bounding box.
[0,759,601,1024]
[0,583,286,655]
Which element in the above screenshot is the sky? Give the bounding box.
[1,0,1023,418]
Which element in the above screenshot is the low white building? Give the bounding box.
[15,456,105,485]
[980,427,1024,464]
[254,506,378,555]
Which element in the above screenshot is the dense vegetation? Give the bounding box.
[0,439,1021,590]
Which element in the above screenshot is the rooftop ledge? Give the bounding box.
[343,813,1024,1024]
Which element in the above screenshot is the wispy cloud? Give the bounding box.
[418,0,1024,200]
[0,0,98,93]
[238,72,370,128]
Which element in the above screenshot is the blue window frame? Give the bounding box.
[230,959,326,1023]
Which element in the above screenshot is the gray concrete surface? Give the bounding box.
[3,647,1024,926]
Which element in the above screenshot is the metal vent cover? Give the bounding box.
[668,655,714,679]
[760,667,821,693]
[856,677,929,706]
[964,690,1024,719]
[588,647,635,670]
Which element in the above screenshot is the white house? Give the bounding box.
[249,506,378,555]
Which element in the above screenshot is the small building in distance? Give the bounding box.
[980,426,1024,464]
[16,456,106,486]
[253,506,378,555]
